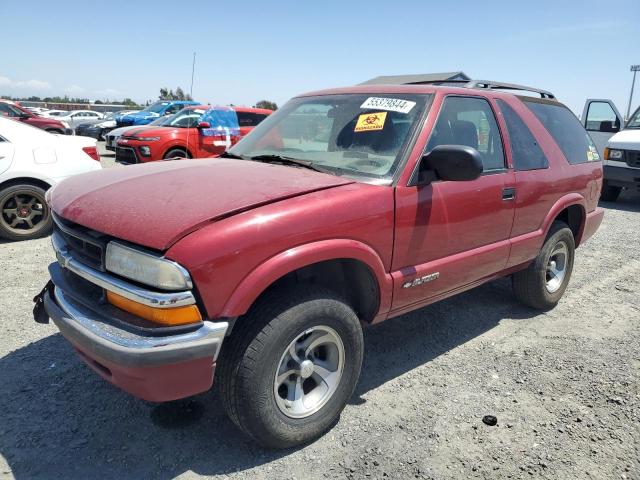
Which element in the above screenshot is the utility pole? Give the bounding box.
[626,65,640,121]
[190,52,196,100]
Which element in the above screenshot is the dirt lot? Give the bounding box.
[0,151,638,479]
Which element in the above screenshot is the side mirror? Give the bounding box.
[197,121,211,129]
[411,145,483,185]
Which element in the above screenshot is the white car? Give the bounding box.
[42,110,69,118]
[25,106,50,115]
[0,117,102,240]
[54,110,105,129]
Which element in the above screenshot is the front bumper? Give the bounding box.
[604,164,640,190]
[44,286,227,401]
[44,229,228,401]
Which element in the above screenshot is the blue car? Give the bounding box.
[115,100,199,127]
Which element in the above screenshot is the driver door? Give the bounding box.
[391,95,516,313]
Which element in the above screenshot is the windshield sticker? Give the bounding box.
[360,97,416,114]
[354,112,387,132]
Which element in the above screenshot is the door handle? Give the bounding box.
[502,187,516,201]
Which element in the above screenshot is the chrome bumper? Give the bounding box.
[51,232,195,308]
[45,285,228,367]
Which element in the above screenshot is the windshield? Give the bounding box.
[627,106,640,129]
[142,102,169,114]
[163,108,204,128]
[229,93,430,180]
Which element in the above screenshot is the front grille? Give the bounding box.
[115,146,139,164]
[53,213,107,271]
[626,150,640,168]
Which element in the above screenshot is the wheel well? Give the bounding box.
[256,259,380,323]
[164,146,191,159]
[553,204,584,241]
[0,177,51,193]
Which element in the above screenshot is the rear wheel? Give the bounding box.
[600,180,621,202]
[512,221,575,310]
[0,184,52,241]
[217,286,363,448]
[163,148,190,160]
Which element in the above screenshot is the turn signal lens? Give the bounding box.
[106,291,202,326]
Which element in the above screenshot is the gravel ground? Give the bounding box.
[0,150,638,479]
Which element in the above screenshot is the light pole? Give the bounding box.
[626,64,640,121]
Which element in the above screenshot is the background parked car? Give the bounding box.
[24,106,49,115]
[75,110,139,140]
[115,105,272,164]
[0,100,72,134]
[105,115,176,151]
[41,110,68,118]
[53,110,104,130]
[0,116,101,240]
[115,100,198,127]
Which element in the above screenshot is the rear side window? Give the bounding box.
[237,112,269,127]
[497,100,548,171]
[524,100,600,164]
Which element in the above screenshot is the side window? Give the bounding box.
[525,100,600,164]
[0,104,21,117]
[497,100,549,171]
[427,96,505,171]
[237,112,269,127]
[585,101,620,133]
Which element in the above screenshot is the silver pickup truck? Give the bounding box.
[582,99,640,201]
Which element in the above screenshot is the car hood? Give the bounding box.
[123,126,181,138]
[49,158,353,250]
[609,128,640,150]
[109,125,155,136]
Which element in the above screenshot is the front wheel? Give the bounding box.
[0,184,52,241]
[512,221,575,310]
[217,287,364,448]
[163,148,190,160]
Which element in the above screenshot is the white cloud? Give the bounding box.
[0,75,51,91]
[96,88,120,97]
[65,84,85,94]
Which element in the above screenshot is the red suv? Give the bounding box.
[38,80,603,448]
[115,105,272,164]
[0,100,72,134]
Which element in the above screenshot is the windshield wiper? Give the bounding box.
[249,154,335,175]
[219,151,245,159]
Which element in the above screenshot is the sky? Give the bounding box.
[1,0,639,116]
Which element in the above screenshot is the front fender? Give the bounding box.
[220,239,393,319]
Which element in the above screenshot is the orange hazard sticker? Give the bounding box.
[354,112,387,132]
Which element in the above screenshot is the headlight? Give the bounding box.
[604,148,624,160]
[105,242,193,290]
[60,121,70,128]
[135,136,160,142]
[139,146,151,156]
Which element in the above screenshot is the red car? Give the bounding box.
[115,105,272,164]
[0,100,72,134]
[40,80,603,448]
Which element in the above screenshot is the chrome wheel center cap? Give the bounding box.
[300,360,314,379]
[549,260,556,269]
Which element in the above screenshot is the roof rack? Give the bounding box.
[379,78,556,99]
[466,80,555,99]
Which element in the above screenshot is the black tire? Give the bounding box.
[600,180,621,202]
[45,129,63,134]
[163,148,190,160]
[0,183,52,241]
[217,286,364,448]
[512,221,575,310]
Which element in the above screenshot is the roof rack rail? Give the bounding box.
[384,78,556,99]
[465,80,555,99]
